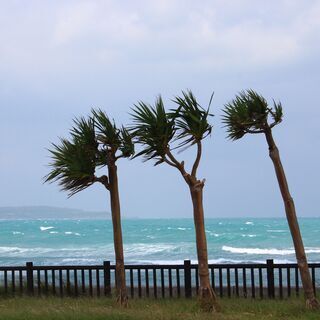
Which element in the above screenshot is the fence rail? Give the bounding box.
[0,260,319,299]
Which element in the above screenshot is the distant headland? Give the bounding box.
[0,206,110,220]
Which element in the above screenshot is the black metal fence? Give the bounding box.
[0,260,319,299]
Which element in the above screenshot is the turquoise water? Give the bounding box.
[0,218,320,266]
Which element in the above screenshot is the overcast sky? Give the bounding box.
[0,0,319,218]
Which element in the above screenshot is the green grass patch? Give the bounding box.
[0,296,319,320]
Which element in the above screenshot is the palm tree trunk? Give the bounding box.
[189,183,220,312]
[265,129,319,309]
[108,162,128,306]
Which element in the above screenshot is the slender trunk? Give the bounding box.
[265,129,319,309]
[108,162,128,306]
[189,182,220,312]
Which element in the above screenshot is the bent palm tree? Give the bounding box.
[131,91,220,312]
[222,90,319,309]
[45,111,134,306]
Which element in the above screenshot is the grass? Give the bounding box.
[0,296,319,320]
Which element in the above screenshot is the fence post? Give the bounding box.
[26,262,34,296]
[184,260,192,298]
[104,261,111,297]
[266,259,275,298]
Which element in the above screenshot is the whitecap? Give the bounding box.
[222,246,295,255]
[222,246,320,255]
[62,258,97,263]
[49,231,58,234]
[40,226,54,231]
[134,259,185,265]
[12,231,24,235]
[245,221,254,225]
[124,243,184,258]
[64,231,81,236]
[0,246,103,258]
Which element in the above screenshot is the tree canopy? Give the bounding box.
[222,89,283,140]
[45,110,134,196]
[130,90,213,177]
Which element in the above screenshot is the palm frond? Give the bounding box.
[70,116,98,155]
[92,108,121,148]
[222,89,272,140]
[92,108,135,163]
[119,127,135,158]
[172,90,213,148]
[44,135,97,197]
[130,96,175,163]
[271,100,283,124]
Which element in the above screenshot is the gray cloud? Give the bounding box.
[0,0,319,217]
[1,0,320,77]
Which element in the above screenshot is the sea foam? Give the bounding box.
[40,226,54,231]
[222,246,294,255]
[222,246,320,255]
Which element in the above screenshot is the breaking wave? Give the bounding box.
[222,246,320,255]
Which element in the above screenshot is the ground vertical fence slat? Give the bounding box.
[0,260,319,299]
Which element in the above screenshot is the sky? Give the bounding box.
[0,0,319,218]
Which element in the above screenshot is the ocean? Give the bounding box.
[1,218,319,266]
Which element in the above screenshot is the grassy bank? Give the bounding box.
[0,296,319,320]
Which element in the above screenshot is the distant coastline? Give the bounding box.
[0,206,110,220]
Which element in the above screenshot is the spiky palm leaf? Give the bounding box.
[46,109,134,198]
[92,109,121,148]
[45,118,98,197]
[119,127,135,158]
[222,89,283,140]
[130,96,175,164]
[172,90,213,148]
[270,100,283,123]
[92,109,134,164]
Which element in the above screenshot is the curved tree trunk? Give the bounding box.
[108,162,128,306]
[189,182,220,312]
[265,129,319,309]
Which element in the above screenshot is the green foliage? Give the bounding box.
[119,127,135,158]
[70,117,97,147]
[45,110,134,196]
[92,109,135,166]
[172,90,213,148]
[222,89,283,140]
[130,96,176,164]
[271,100,283,124]
[91,109,121,148]
[131,91,213,165]
[45,117,97,197]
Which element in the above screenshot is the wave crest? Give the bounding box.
[222,246,320,255]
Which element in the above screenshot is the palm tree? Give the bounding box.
[130,91,220,312]
[45,110,134,306]
[222,90,319,309]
